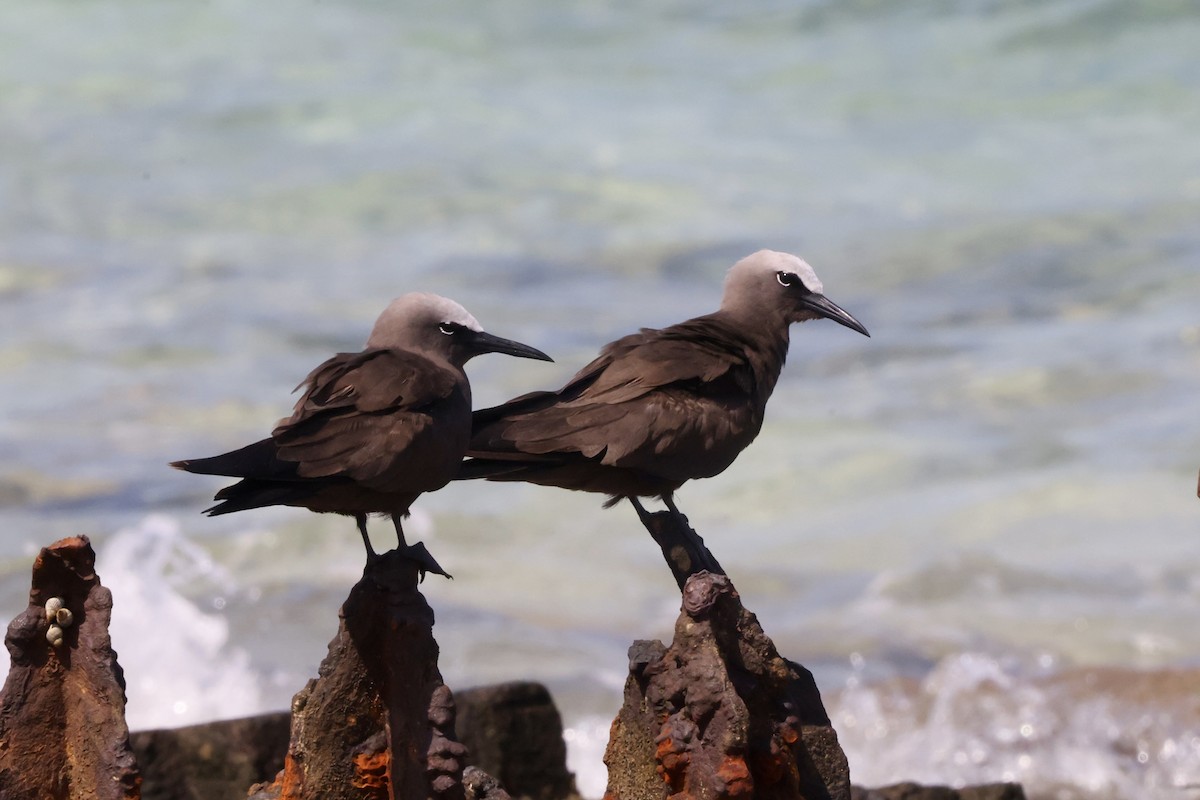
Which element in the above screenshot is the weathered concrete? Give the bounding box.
[605,571,851,800]
[0,536,141,800]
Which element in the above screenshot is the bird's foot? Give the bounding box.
[399,542,453,582]
[630,497,725,589]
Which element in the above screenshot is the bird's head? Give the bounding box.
[367,293,553,368]
[720,250,869,336]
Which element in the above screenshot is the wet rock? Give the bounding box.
[0,535,141,800]
[131,711,290,800]
[463,765,513,800]
[455,681,578,800]
[252,548,467,800]
[254,620,387,798]
[604,571,851,800]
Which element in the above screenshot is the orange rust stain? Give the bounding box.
[352,750,391,797]
[655,736,689,792]
[275,753,305,800]
[752,740,803,788]
[716,755,754,798]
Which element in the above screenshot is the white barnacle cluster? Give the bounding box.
[44,596,74,648]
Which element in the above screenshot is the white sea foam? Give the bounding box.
[96,515,269,730]
[833,651,1200,800]
[563,714,612,799]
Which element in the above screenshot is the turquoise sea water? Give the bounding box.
[2,2,1199,796]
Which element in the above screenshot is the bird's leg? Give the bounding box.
[391,513,452,581]
[662,494,726,578]
[629,496,656,526]
[630,496,725,590]
[662,494,690,528]
[356,514,379,562]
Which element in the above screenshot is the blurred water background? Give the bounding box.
[2,2,1199,797]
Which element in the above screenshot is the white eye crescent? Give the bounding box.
[439,323,456,335]
[776,271,797,287]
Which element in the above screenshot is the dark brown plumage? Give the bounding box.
[462,250,869,521]
[172,292,551,574]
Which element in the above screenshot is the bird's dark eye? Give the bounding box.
[439,322,458,336]
[776,271,811,293]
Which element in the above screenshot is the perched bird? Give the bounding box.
[172,293,552,576]
[462,250,869,534]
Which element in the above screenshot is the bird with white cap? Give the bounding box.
[173,292,552,577]
[462,250,869,583]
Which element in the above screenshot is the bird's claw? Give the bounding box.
[402,542,453,582]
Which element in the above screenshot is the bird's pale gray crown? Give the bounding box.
[366,292,552,367]
[716,250,868,335]
[723,250,824,298]
[367,293,483,350]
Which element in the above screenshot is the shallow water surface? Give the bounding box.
[2,2,1199,797]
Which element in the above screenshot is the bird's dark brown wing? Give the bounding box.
[468,316,765,486]
[271,348,467,491]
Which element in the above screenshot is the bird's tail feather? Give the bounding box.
[203,479,312,516]
[171,439,297,480]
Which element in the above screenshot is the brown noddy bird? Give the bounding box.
[461,250,869,572]
[172,292,552,577]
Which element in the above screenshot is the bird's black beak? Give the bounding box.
[469,331,554,362]
[801,294,870,337]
